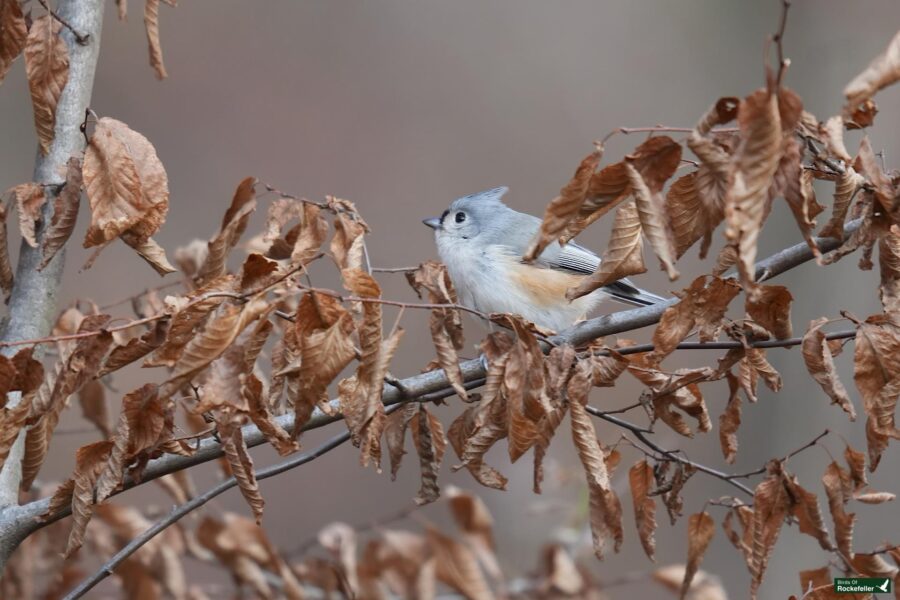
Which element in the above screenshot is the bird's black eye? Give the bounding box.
[455,212,466,223]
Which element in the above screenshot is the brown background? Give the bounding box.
[1,1,900,597]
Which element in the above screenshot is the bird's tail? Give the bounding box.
[604,279,669,307]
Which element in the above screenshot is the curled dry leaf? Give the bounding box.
[802,317,855,420]
[24,16,69,155]
[782,472,833,552]
[55,440,114,557]
[566,200,646,300]
[719,371,742,463]
[823,461,856,561]
[524,147,602,262]
[6,182,45,248]
[426,527,495,600]
[144,0,167,79]
[680,512,715,600]
[40,156,83,269]
[0,201,13,299]
[0,0,27,85]
[568,360,623,558]
[650,275,741,364]
[197,177,257,283]
[445,486,501,581]
[819,167,866,241]
[219,417,265,523]
[843,30,900,118]
[725,88,784,296]
[746,284,793,340]
[853,314,900,469]
[625,160,679,280]
[749,472,789,600]
[330,197,369,271]
[83,117,173,273]
[448,406,508,491]
[879,225,900,314]
[855,491,896,504]
[411,405,447,506]
[628,459,658,561]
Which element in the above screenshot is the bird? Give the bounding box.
[422,186,666,332]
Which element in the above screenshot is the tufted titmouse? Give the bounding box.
[423,186,666,332]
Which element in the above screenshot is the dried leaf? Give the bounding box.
[0,0,27,84]
[823,461,856,560]
[843,30,900,118]
[524,147,602,261]
[680,512,715,600]
[427,527,495,600]
[719,371,742,463]
[650,275,741,364]
[448,406,508,491]
[63,440,115,557]
[77,379,110,438]
[411,406,446,505]
[749,473,789,599]
[625,160,679,280]
[819,167,865,240]
[83,117,171,272]
[566,200,646,300]
[0,202,13,299]
[629,459,658,561]
[568,360,623,558]
[803,317,855,420]
[855,491,896,504]
[330,198,369,271]
[746,285,793,340]
[446,486,501,581]
[197,177,257,283]
[844,444,867,491]
[144,0,167,79]
[853,314,900,469]
[782,472,833,551]
[100,319,168,376]
[40,156,83,268]
[725,88,784,296]
[24,15,69,155]
[880,225,900,314]
[220,417,264,522]
[7,182,45,248]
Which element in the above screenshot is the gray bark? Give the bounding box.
[0,0,104,568]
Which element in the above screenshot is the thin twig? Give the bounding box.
[601,125,739,144]
[728,429,830,479]
[773,0,792,85]
[62,426,359,600]
[371,266,419,273]
[37,0,90,44]
[605,329,857,357]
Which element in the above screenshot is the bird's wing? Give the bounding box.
[537,242,667,307]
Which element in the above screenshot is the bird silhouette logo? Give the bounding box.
[876,579,890,593]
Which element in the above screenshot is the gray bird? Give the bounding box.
[423,186,665,332]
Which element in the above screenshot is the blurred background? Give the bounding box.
[2,0,900,597]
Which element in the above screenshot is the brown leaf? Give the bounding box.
[746,285,793,340]
[680,512,715,600]
[100,319,168,376]
[628,459,658,561]
[243,372,297,456]
[803,317,855,420]
[524,147,602,261]
[0,392,34,474]
[844,444,868,491]
[819,167,866,240]
[411,406,446,505]
[719,371,742,463]
[823,461,856,560]
[749,472,789,599]
[666,171,717,259]
[855,491,896,504]
[725,88,784,296]
[330,198,369,271]
[566,200,646,300]
[94,383,172,501]
[83,118,172,272]
[160,300,267,398]
[40,156,83,269]
[197,177,257,283]
[0,0,27,85]
[339,269,390,468]
[650,275,741,364]
[843,30,900,118]
[782,472,833,551]
[426,527,495,600]
[292,293,357,436]
[62,440,114,557]
[0,201,13,299]
[24,15,69,155]
[220,417,265,523]
[655,565,728,600]
[445,486,501,580]
[625,160,679,280]
[448,406,508,491]
[144,0,167,79]
[569,360,623,558]
[6,182,45,248]
[853,314,900,469]
[77,379,110,438]
[880,225,900,314]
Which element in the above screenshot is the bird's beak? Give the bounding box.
[422,217,442,230]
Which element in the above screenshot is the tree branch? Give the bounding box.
[0,0,105,566]
[0,218,863,567]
